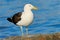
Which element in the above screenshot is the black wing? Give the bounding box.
[7,12,22,24]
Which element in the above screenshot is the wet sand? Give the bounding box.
[3,33,60,40]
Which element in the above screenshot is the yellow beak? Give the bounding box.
[32,6,38,10]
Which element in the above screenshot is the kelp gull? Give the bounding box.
[7,4,38,36]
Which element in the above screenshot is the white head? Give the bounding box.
[24,4,38,11]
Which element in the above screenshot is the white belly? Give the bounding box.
[16,12,34,26]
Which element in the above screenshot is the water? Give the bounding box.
[0,0,60,38]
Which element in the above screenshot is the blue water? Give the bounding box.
[0,0,60,38]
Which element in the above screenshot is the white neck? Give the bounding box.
[24,8,32,14]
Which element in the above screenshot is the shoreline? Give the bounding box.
[3,32,60,40]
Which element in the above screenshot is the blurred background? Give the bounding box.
[0,0,60,38]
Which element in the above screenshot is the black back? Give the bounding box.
[7,12,22,24]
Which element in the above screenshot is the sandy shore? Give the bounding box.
[3,33,60,40]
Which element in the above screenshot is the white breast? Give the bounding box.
[16,11,34,26]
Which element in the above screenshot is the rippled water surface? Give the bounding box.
[0,0,60,38]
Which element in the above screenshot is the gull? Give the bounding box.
[7,4,38,36]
